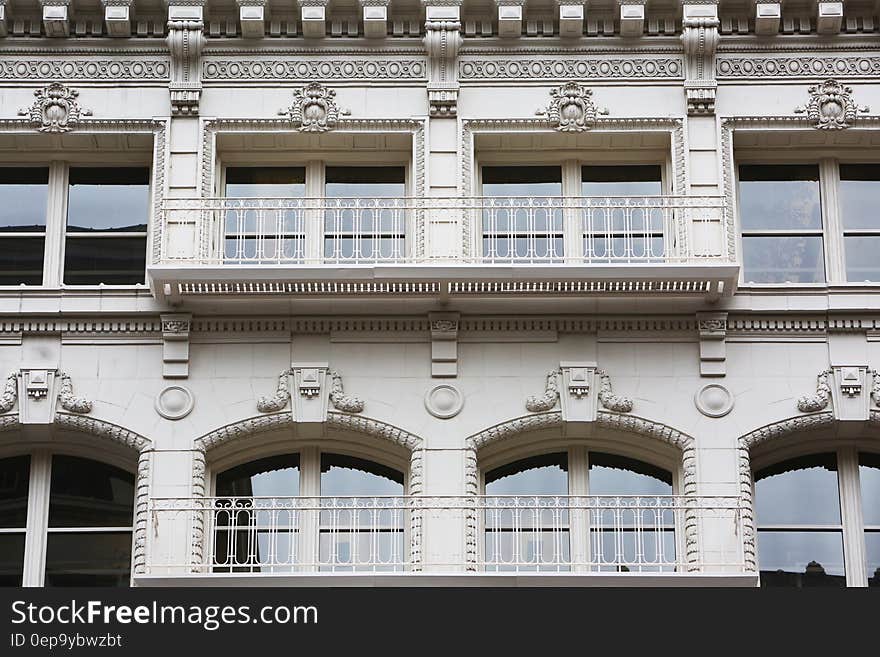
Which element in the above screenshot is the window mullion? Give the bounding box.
[298,445,320,571]
[305,161,324,264]
[820,159,844,283]
[568,446,589,570]
[838,447,867,587]
[21,451,51,587]
[562,160,583,262]
[43,162,68,287]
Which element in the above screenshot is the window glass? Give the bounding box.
[225,167,305,198]
[0,455,30,528]
[324,166,405,198]
[741,235,825,284]
[0,535,25,587]
[216,454,300,498]
[0,168,48,231]
[738,165,821,231]
[48,455,134,528]
[319,453,404,496]
[839,164,880,230]
[44,533,132,587]
[63,237,147,285]
[588,452,672,495]
[843,236,880,282]
[485,453,568,496]
[860,453,880,587]
[66,168,149,232]
[756,532,846,586]
[582,165,663,196]
[482,166,562,197]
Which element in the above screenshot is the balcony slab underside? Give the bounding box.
[134,572,758,587]
[149,263,740,302]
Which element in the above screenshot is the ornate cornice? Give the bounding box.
[718,55,880,79]
[203,58,426,81]
[460,57,682,80]
[0,60,169,80]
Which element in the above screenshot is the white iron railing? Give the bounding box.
[146,495,746,575]
[157,196,728,266]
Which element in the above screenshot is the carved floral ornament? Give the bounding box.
[278,83,350,133]
[18,82,92,134]
[0,370,92,414]
[535,81,608,132]
[257,367,364,414]
[796,368,880,413]
[794,79,869,130]
[525,367,633,414]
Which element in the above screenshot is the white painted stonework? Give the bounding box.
[1,0,879,588]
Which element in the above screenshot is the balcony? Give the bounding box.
[139,495,754,586]
[148,195,738,304]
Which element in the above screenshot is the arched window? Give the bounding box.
[754,449,880,587]
[482,449,674,572]
[0,453,135,587]
[212,450,405,573]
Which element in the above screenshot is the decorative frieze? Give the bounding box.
[535,82,608,132]
[0,59,169,80]
[423,3,463,116]
[278,83,350,133]
[166,2,206,116]
[202,58,425,81]
[18,83,92,134]
[459,57,681,80]
[794,79,869,130]
[717,56,880,79]
[681,3,720,115]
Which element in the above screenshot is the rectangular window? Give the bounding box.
[64,167,150,285]
[0,168,48,285]
[839,164,880,282]
[0,455,29,586]
[739,164,825,284]
[324,166,406,263]
[224,167,306,264]
[480,166,563,263]
[582,165,664,262]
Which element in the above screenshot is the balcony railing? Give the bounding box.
[146,495,746,575]
[157,195,728,266]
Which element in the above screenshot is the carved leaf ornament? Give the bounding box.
[536,81,608,132]
[794,79,869,130]
[19,82,92,133]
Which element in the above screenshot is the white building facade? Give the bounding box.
[0,0,878,588]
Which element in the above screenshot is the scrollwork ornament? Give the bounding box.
[329,370,364,413]
[18,83,92,134]
[797,370,833,413]
[257,370,292,413]
[536,82,608,132]
[279,83,350,133]
[58,372,92,414]
[794,79,869,130]
[0,372,17,413]
[870,369,880,408]
[596,369,633,413]
[525,369,560,412]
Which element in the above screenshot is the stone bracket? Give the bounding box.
[559,362,598,422]
[681,3,719,115]
[167,2,206,116]
[429,312,460,378]
[291,362,330,423]
[423,3,463,117]
[697,312,727,377]
[161,313,192,379]
[831,366,870,421]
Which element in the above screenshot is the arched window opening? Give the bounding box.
[481,448,675,573]
[212,450,405,574]
[0,453,135,587]
[754,448,879,588]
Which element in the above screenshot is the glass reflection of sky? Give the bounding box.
[755,455,841,526]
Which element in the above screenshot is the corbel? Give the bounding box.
[298,0,329,38]
[102,0,133,37]
[816,0,843,34]
[830,366,870,421]
[291,363,330,423]
[557,2,584,38]
[237,0,266,38]
[429,312,459,377]
[495,0,525,38]
[360,0,389,38]
[697,311,727,377]
[0,0,8,37]
[423,1,463,117]
[160,313,192,378]
[558,362,597,422]
[40,0,71,37]
[18,369,57,424]
[754,0,781,35]
[681,2,720,115]
[166,0,206,116]
[618,0,646,37]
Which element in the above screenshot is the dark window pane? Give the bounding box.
[839,163,880,230]
[742,235,825,284]
[320,453,404,496]
[757,531,846,587]
[44,532,131,587]
[867,533,880,587]
[0,534,25,586]
[844,236,880,282]
[485,453,568,495]
[755,453,840,525]
[49,455,134,528]
[0,168,48,232]
[216,454,300,497]
[0,237,44,286]
[582,165,663,196]
[66,168,150,232]
[860,453,880,526]
[325,167,406,198]
[738,164,821,231]
[482,166,562,196]
[226,167,305,198]
[588,452,673,495]
[0,455,30,528]
[63,237,146,285]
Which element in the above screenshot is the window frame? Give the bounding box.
[751,443,878,587]
[0,155,154,290]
